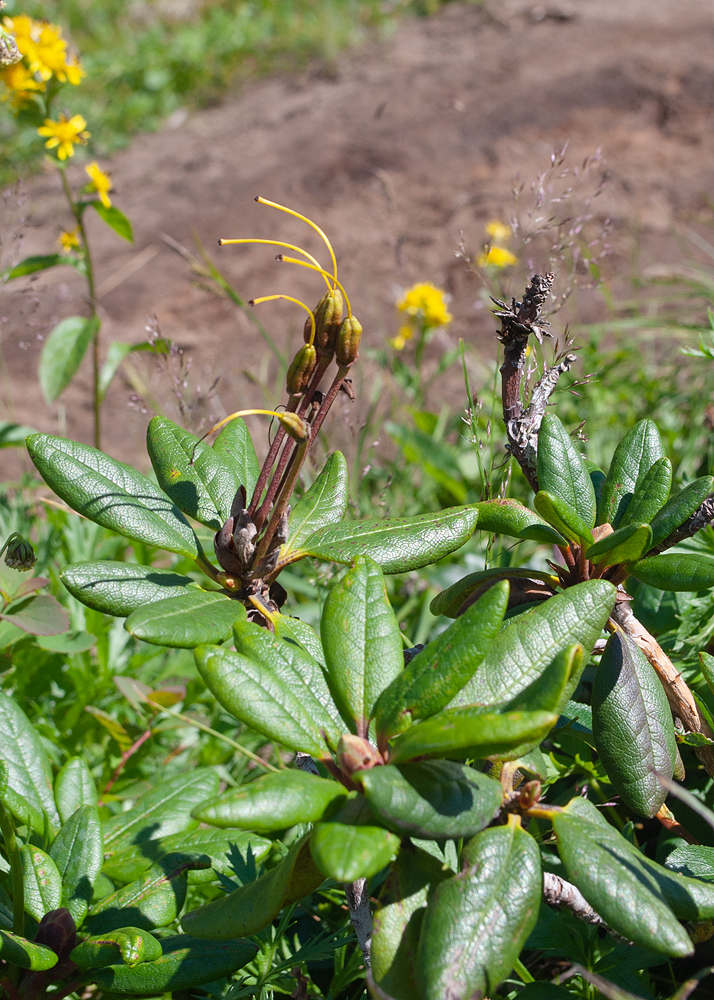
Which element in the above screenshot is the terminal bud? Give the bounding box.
[335,315,362,366]
[286,343,317,396]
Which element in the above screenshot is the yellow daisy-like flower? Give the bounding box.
[389,324,414,351]
[37,113,89,160]
[485,220,512,245]
[58,227,80,253]
[85,161,112,207]
[0,61,44,104]
[3,16,83,85]
[477,245,518,269]
[396,283,453,329]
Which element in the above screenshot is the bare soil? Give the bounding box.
[3,0,714,473]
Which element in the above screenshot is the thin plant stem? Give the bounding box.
[0,798,24,937]
[102,728,152,797]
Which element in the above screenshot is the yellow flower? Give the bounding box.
[0,61,44,105]
[477,246,518,269]
[389,325,414,351]
[37,113,89,160]
[58,227,80,253]
[485,220,512,245]
[3,16,83,85]
[396,283,452,329]
[85,161,112,207]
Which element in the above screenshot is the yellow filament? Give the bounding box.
[217,238,332,292]
[276,256,352,317]
[251,293,316,345]
[255,195,338,283]
[196,409,286,450]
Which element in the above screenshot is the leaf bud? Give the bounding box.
[304,289,344,351]
[277,412,310,443]
[337,734,382,777]
[335,315,362,366]
[2,532,36,571]
[286,343,317,396]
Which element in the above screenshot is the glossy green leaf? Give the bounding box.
[60,560,198,617]
[537,413,596,527]
[628,552,714,592]
[211,417,260,499]
[55,756,98,825]
[310,798,400,881]
[454,581,617,709]
[620,456,672,528]
[182,835,323,939]
[70,926,163,968]
[282,451,349,557]
[193,770,347,834]
[666,845,714,882]
[125,590,246,647]
[49,805,103,925]
[700,651,714,698]
[600,419,665,528]
[357,760,502,840]
[649,476,713,548]
[293,504,480,573]
[92,202,133,241]
[430,568,558,619]
[232,617,343,748]
[372,847,449,1000]
[0,594,69,636]
[417,820,542,1000]
[147,416,244,529]
[0,929,58,971]
[272,612,325,664]
[85,853,209,934]
[20,846,62,921]
[27,434,199,558]
[375,582,509,739]
[502,644,583,716]
[585,522,653,568]
[0,692,60,832]
[533,491,594,546]
[86,934,256,992]
[321,556,403,734]
[388,708,557,764]
[195,644,332,758]
[592,630,676,817]
[103,768,220,851]
[473,498,566,545]
[39,315,99,404]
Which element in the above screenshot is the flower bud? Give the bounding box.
[335,315,362,366]
[337,734,382,777]
[286,343,317,396]
[277,412,310,443]
[304,289,344,352]
[2,533,36,571]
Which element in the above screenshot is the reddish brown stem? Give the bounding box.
[101,728,152,798]
[248,396,299,519]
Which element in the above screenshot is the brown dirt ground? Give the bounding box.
[2,0,714,477]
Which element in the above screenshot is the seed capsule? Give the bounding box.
[286,343,317,396]
[335,315,362,366]
[304,289,344,351]
[277,412,310,443]
[2,533,36,571]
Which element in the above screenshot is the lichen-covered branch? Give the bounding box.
[344,878,372,969]
[650,496,714,555]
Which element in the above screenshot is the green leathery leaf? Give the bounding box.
[501,644,583,716]
[0,692,60,832]
[272,612,325,664]
[375,581,509,739]
[666,846,714,882]
[430,568,558,619]
[282,451,349,557]
[473,498,566,545]
[592,630,676,817]
[84,853,209,934]
[534,491,594,546]
[146,416,245,529]
[585,522,653,568]
[181,835,323,939]
[700,652,714,698]
[387,708,557,764]
[125,590,246,647]
[292,504,480,573]
[192,770,348,834]
[453,581,617,709]
[553,804,693,956]
[600,419,665,528]
[54,756,98,825]
[85,935,256,992]
[60,561,198,617]
[103,768,220,850]
[211,417,259,499]
[39,315,99,404]
[371,845,450,1000]
[417,820,542,1000]
[649,476,713,548]
[20,846,62,921]
[0,929,58,971]
[620,456,672,528]
[321,556,403,733]
[537,413,596,527]
[49,805,103,925]
[26,434,199,558]
[194,644,332,758]
[356,761,502,840]
[628,552,714,592]
[70,926,163,968]
[231,617,343,748]
[309,797,400,882]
